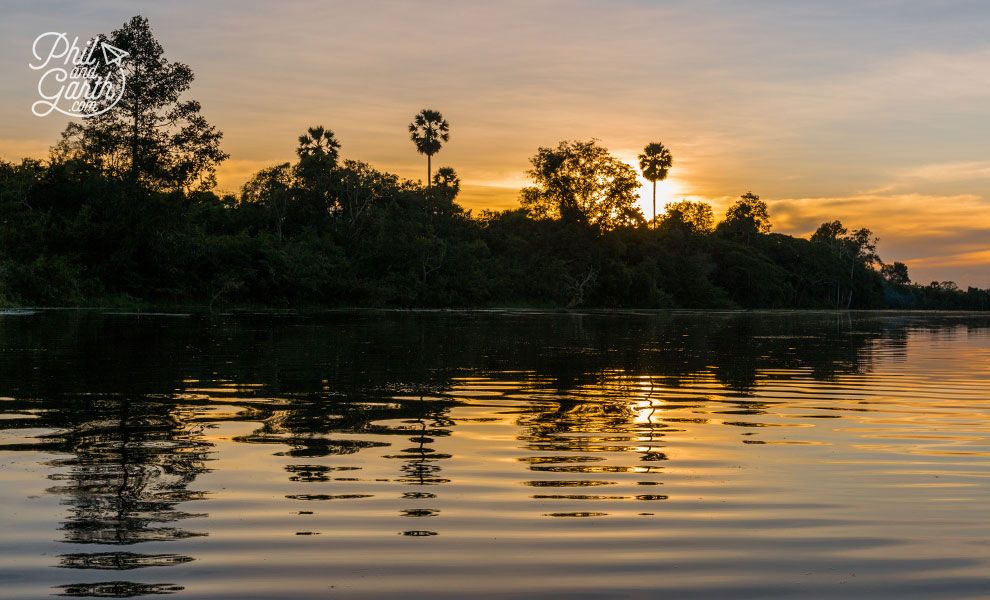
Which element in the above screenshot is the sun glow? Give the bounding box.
[615,153,687,222]
[635,176,682,222]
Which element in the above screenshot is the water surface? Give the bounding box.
[1,310,989,598]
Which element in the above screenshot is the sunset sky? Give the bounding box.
[2,1,989,286]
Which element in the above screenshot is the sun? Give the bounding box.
[635,175,681,222]
[617,153,684,222]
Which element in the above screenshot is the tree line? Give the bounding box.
[1,16,986,310]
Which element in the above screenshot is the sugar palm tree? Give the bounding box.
[408,109,449,186]
[638,142,673,227]
[296,125,340,162]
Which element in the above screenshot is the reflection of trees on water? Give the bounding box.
[507,313,931,512]
[230,393,455,461]
[3,310,989,590]
[389,410,451,537]
[53,580,184,597]
[229,391,454,537]
[45,398,211,547]
[387,411,453,486]
[507,312,900,506]
[1,310,945,402]
[0,394,211,596]
[1,311,922,528]
[516,384,672,498]
[513,377,671,518]
[57,552,194,570]
[639,380,666,467]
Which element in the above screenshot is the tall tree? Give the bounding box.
[843,227,881,307]
[53,16,227,192]
[811,220,851,306]
[811,220,881,307]
[520,139,642,229]
[637,142,673,227]
[408,109,449,187]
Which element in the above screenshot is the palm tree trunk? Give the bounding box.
[427,154,432,188]
[652,180,656,228]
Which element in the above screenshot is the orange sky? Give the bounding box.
[2,1,989,287]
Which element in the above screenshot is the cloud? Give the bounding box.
[763,193,990,287]
[912,249,990,269]
[768,193,988,234]
[898,161,990,183]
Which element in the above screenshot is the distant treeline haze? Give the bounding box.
[1,16,986,310]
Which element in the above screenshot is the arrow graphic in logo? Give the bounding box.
[101,42,128,66]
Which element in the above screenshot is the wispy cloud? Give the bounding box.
[898,161,990,183]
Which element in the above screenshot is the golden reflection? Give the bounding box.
[3,311,989,598]
[515,375,670,503]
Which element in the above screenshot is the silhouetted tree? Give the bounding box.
[332,159,400,236]
[52,16,226,192]
[881,261,910,285]
[638,142,673,227]
[431,167,460,202]
[717,192,770,244]
[241,163,292,241]
[811,220,847,246]
[408,109,449,187]
[660,200,714,233]
[295,126,340,200]
[811,220,850,305]
[811,220,880,307]
[296,126,340,162]
[520,139,642,229]
[842,227,880,307]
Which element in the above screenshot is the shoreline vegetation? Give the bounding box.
[2,16,987,311]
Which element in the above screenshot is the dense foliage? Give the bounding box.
[2,146,988,310]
